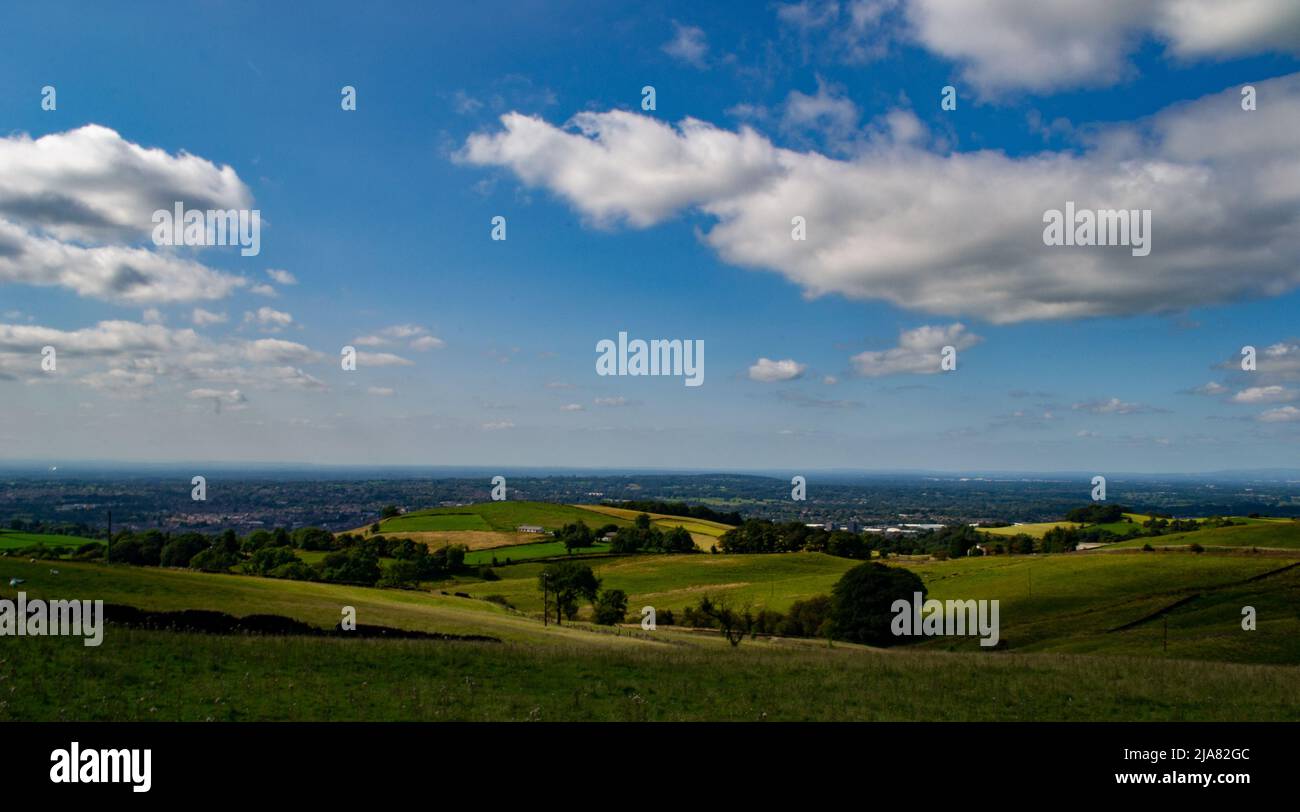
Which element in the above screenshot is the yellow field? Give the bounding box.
[980,521,1082,538]
[573,504,733,550]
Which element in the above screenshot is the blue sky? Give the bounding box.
[2,0,1300,471]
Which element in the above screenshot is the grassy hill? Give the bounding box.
[1105,519,1300,551]
[360,501,731,553]
[0,529,99,550]
[4,553,1299,722]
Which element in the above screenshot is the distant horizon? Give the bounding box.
[3,458,1300,481]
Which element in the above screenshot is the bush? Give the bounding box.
[189,547,238,573]
[778,595,832,638]
[378,559,421,588]
[830,562,927,647]
[267,561,316,581]
[320,548,382,585]
[479,567,500,581]
[593,588,629,625]
[160,535,209,568]
[1189,542,1205,553]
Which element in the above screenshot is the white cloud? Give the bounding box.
[905,0,1300,96]
[461,76,1300,322]
[356,351,413,367]
[249,283,278,297]
[662,21,709,67]
[187,387,246,406]
[1072,397,1163,415]
[594,396,630,407]
[748,357,807,382]
[266,268,297,285]
[246,306,293,331]
[560,403,585,411]
[192,308,228,327]
[241,338,319,364]
[1189,381,1227,396]
[851,323,979,376]
[409,335,446,351]
[1232,385,1296,403]
[367,386,395,397]
[1258,405,1300,422]
[0,125,251,303]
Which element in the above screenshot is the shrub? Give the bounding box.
[593,588,629,625]
[830,562,927,647]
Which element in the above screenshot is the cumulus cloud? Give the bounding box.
[1232,385,1296,403]
[356,351,413,367]
[748,357,807,382]
[1258,405,1300,422]
[662,21,709,67]
[192,308,228,326]
[461,74,1300,322]
[1072,397,1166,415]
[409,335,446,351]
[851,323,979,376]
[246,306,293,331]
[0,125,252,303]
[353,324,443,351]
[266,268,297,285]
[240,338,320,364]
[905,0,1300,95]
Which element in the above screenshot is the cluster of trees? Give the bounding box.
[676,562,926,647]
[718,519,871,559]
[14,526,474,589]
[608,514,696,554]
[601,500,742,526]
[1064,504,1130,524]
[7,518,105,538]
[535,560,628,625]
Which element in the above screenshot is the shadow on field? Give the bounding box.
[102,603,500,642]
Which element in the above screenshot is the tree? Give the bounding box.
[593,588,629,625]
[697,595,753,646]
[381,505,401,519]
[557,521,595,552]
[778,595,832,638]
[830,562,927,647]
[537,561,600,625]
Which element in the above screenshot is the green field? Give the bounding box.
[377,502,635,535]
[5,516,1300,721]
[1106,519,1300,551]
[7,629,1298,721]
[0,529,100,550]
[980,521,1082,538]
[463,540,614,566]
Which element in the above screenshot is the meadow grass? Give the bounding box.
[0,529,99,550]
[5,629,1297,722]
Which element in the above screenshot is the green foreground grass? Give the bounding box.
[5,630,1297,721]
[0,529,99,550]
